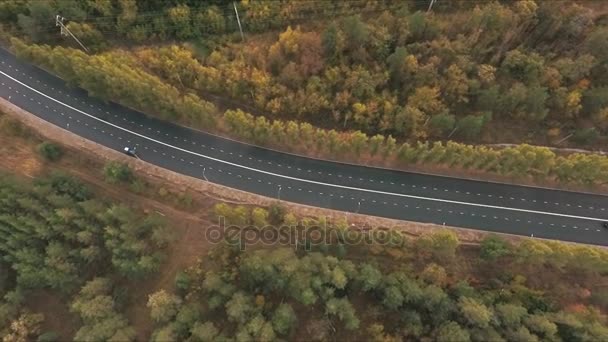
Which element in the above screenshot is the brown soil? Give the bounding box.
[24,290,79,339]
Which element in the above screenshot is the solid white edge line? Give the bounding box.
[1,69,606,223]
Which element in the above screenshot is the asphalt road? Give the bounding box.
[1,48,607,245]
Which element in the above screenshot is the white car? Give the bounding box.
[123,146,137,157]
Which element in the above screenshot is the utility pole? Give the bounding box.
[427,0,438,12]
[233,2,244,42]
[277,185,282,200]
[55,15,89,53]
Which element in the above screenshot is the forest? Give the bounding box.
[1,0,608,188]
[0,170,171,340]
[2,0,607,145]
[3,169,608,341]
[6,36,608,188]
[144,202,608,342]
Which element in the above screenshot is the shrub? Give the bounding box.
[103,161,134,183]
[129,179,147,193]
[175,271,191,294]
[37,141,63,161]
[0,115,30,138]
[572,128,599,144]
[268,202,287,225]
[457,115,485,140]
[429,114,456,137]
[41,172,92,201]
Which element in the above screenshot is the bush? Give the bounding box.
[103,161,134,184]
[457,115,485,140]
[40,172,92,201]
[480,234,512,261]
[429,114,456,137]
[37,141,63,161]
[268,202,287,225]
[129,179,148,194]
[175,271,191,294]
[572,128,599,144]
[177,192,193,208]
[0,115,30,138]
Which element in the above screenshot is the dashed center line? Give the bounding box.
[2,69,606,225]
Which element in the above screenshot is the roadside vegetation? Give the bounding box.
[2,166,608,341]
[1,109,608,340]
[149,203,608,342]
[7,38,608,189]
[1,2,608,339]
[2,0,608,189]
[2,0,607,147]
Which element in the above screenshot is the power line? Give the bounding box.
[55,15,89,52]
[29,0,413,49]
[71,0,399,25]
[64,0,376,23]
[233,2,244,41]
[38,1,408,37]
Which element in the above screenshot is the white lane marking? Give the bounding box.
[3,70,606,223]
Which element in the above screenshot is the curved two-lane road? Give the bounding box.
[1,48,607,245]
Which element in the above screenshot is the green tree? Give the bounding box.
[225,292,255,324]
[501,49,545,84]
[421,263,448,287]
[524,313,557,339]
[195,6,226,34]
[190,322,220,341]
[102,206,169,278]
[409,11,438,42]
[480,234,511,261]
[394,105,425,138]
[496,303,528,328]
[65,22,106,52]
[408,86,447,117]
[147,290,182,324]
[251,208,269,228]
[436,321,470,342]
[583,27,608,70]
[350,131,368,157]
[357,263,383,292]
[341,15,369,50]
[271,303,296,335]
[416,230,460,264]
[17,1,54,42]
[322,23,343,64]
[168,4,194,39]
[325,297,359,330]
[71,278,136,341]
[429,113,456,137]
[572,128,599,145]
[267,202,286,225]
[457,115,485,140]
[443,64,470,104]
[387,47,409,87]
